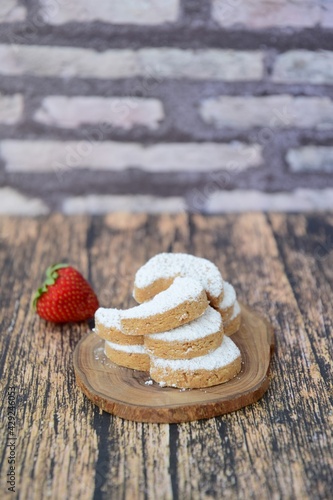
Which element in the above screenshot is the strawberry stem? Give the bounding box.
[32,263,69,310]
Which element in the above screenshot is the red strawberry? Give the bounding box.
[33,263,99,323]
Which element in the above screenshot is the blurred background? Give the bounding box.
[0,0,333,215]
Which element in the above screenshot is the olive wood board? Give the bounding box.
[74,303,274,423]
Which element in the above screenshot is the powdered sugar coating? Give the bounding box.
[218,281,236,310]
[122,276,205,320]
[105,340,146,354]
[149,306,221,342]
[134,253,223,300]
[151,335,240,371]
[230,300,241,320]
[95,308,121,329]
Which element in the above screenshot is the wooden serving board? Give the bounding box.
[74,303,274,423]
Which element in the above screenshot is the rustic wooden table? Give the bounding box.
[0,213,332,500]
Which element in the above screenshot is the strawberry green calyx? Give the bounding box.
[32,263,69,310]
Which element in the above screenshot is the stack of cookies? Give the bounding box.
[94,253,242,389]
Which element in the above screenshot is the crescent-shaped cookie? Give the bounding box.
[224,301,241,336]
[144,306,223,360]
[121,276,209,335]
[215,281,236,323]
[94,307,143,345]
[133,253,224,307]
[95,308,144,345]
[104,341,150,371]
[95,308,147,370]
[150,335,242,389]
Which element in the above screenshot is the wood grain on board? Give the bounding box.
[0,213,332,500]
[74,303,274,423]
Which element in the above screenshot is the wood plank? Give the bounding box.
[174,213,332,500]
[0,213,332,500]
[268,213,333,492]
[269,213,333,396]
[0,216,98,500]
[86,214,175,499]
[74,304,274,422]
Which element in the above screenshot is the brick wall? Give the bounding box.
[0,0,333,214]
